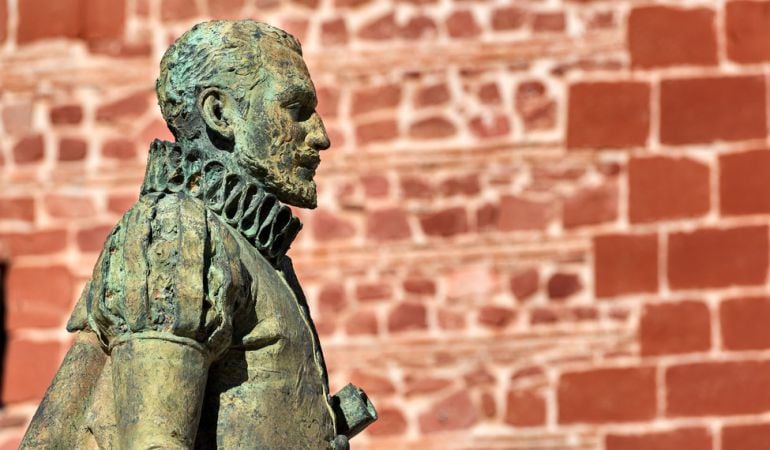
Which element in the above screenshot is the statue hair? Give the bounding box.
[156,20,303,139]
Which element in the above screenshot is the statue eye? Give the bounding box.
[285,102,312,122]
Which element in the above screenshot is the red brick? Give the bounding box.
[403,278,435,296]
[532,12,565,33]
[356,282,391,302]
[510,268,539,301]
[368,407,407,436]
[641,301,711,356]
[406,376,452,396]
[720,296,770,351]
[96,91,152,123]
[563,183,618,228]
[82,0,126,44]
[419,207,468,237]
[723,423,770,450]
[594,233,658,298]
[409,117,456,139]
[720,149,770,215]
[366,207,411,241]
[316,86,339,118]
[345,310,378,336]
[6,265,74,329]
[558,367,656,423]
[439,175,480,197]
[476,203,497,230]
[504,390,546,427]
[291,0,319,9]
[208,0,245,20]
[0,0,6,42]
[480,392,496,418]
[361,174,389,197]
[418,391,478,433]
[139,118,174,143]
[628,6,717,68]
[279,18,308,43]
[478,82,501,105]
[311,210,355,242]
[352,84,401,115]
[161,0,198,21]
[530,307,558,325]
[102,138,136,160]
[668,225,769,289]
[726,1,770,63]
[350,369,395,395]
[358,12,397,40]
[516,80,556,131]
[464,368,494,386]
[492,7,526,30]
[587,11,615,29]
[50,105,83,125]
[498,196,552,231]
[317,282,347,315]
[400,176,433,199]
[606,428,712,450]
[76,225,112,252]
[478,306,515,328]
[469,114,510,139]
[334,0,372,8]
[356,119,398,144]
[400,16,437,40]
[17,0,80,43]
[547,273,581,300]
[44,194,96,219]
[0,230,67,256]
[629,156,710,223]
[320,17,348,46]
[107,193,137,215]
[388,302,427,332]
[447,10,481,38]
[2,338,65,404]
[666,360,770,416]
[414,83,450,107]
[660,76,766,145]
[0,197,35,222]
[567,82,650,149]
[13,134,45,164]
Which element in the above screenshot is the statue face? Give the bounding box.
[234,44,330,209]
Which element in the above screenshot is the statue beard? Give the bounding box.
[236,139,318,209]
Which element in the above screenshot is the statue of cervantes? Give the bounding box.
[21,20,376,450]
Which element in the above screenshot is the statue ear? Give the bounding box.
[197,87,237,141]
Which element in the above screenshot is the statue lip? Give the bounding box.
[296,152,320,171]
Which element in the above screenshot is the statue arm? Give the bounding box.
[86,194,247,449]
[111,336,209,449]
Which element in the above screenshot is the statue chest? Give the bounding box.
[194,232,337,449]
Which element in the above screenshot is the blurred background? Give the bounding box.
[1,0,770,449]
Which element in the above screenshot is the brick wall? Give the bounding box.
[1,0,770,449]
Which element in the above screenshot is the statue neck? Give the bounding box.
[140,139,302,265]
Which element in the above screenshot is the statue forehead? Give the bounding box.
[256,45,315,97]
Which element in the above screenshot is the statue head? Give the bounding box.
[156,20,330,209]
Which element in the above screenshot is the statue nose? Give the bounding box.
[307,115,331,150]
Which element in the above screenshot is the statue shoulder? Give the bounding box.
[73,191,251,358]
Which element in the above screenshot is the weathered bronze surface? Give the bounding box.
[21,20,376,449]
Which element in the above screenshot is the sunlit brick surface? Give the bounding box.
[2,1,770,448]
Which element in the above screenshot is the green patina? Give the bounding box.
[21,20,376,450]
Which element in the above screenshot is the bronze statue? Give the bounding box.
[21,20,376,449]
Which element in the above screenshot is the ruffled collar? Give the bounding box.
[140,140,302,265]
